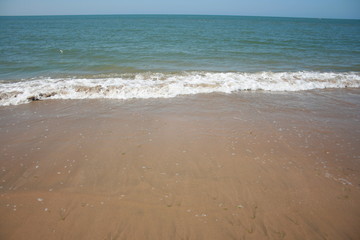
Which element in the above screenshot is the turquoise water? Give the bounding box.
[0,15,360,105]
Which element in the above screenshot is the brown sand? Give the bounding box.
[0,90,360,239]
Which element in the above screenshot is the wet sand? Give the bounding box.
[0,89,360,240]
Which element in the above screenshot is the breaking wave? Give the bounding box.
[1,71,359,106]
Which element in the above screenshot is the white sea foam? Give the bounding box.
[0,71,359,106]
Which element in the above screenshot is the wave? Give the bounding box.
[1,71,359,106]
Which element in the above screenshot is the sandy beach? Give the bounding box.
[0,89,360,239]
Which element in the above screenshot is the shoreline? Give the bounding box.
[1,71,359,107]
[1,89,360,239]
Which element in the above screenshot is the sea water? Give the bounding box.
[0,15,359,105]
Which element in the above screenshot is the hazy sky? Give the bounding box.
[0,0,359,19]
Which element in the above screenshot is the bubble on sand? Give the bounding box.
[338,178,352,185]
[195,213,207,217]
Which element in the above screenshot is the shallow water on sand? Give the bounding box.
[0,89,359,239]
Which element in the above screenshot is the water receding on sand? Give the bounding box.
[0,90,359,239]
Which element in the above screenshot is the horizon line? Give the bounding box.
[0,13,359,20]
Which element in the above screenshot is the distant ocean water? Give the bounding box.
[0,15,359,106]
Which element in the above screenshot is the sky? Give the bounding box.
[0,0,359,19]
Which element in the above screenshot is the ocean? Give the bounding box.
[0,15,359,106]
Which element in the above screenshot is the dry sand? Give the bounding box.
[0,90,360,239]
